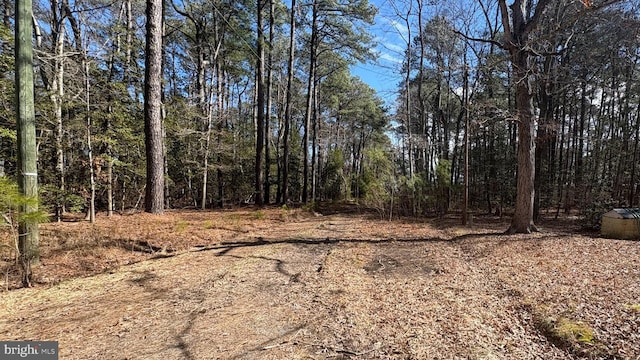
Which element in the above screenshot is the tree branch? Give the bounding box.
[170,0,194,22]
[32,15,42,48]
[453,30,505,50]
[497,0,513,47]
[588,0,624,11]
[525,0,552,34]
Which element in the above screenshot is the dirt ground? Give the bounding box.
[1,206,639,359]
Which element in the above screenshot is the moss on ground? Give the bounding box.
[532,305,611,358]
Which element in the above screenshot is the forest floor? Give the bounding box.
[1,205,639,359]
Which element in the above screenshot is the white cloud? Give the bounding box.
[384,42,405,54]
[372,18,408,65]
[378,52,403,64]
[385,19,409,42]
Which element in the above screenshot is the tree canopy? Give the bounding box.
[0,0,637,231]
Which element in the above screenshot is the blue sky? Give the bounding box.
[350,0,410,109]
[351,0,477,109]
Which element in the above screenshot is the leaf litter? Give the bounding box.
[0,207,639,359]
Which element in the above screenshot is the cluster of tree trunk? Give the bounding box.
[392,0,631,231]
[5,0,639,282]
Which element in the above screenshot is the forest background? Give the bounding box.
[3,2,640,354]
[1,0,639,232]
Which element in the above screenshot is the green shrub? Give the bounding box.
[581,190,615,230]
[0,177,48,267]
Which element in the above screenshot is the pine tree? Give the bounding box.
[144,0,165,214]
[15,0,39,286]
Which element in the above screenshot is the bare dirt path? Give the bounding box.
[1,209,639,359]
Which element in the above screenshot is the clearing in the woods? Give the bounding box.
[1,206,639,359]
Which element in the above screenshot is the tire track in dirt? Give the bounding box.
[298,238,570,359]
[0,235,565,359]
[2,212,638,359]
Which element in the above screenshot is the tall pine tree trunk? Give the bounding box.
[15,0,39,285]
[282,0,296,204]
[53,30,65,221]
[255,0,265,206]
[534,56,556,220]
[311,83,318,202]
[264,0,275,205]
[216,65,225,208]
[499,0,549,234]
[202,87,213,210]
[302,0,318,204]
[462,61,470,225]
[144,0,164,214]
[508,49,538,233]
[85,60,96,223]
[417,0,426,177]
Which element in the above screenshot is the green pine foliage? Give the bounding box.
[0,0,630,222]
[321,149,346,200]
[0,177,48,262]
[359,147,395,218]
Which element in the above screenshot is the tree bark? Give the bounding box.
[216,64,225,207]
[281,0,296,204]
[263,0,275,205]
[302,0,318,204]
[85,60,96,223]
[462,60,470,225]
[417,0,426,177]
[3,0,9,27]
[403,4,413,179]
[144,0,165,214]
[499,0,550,234]
[15,0,39,285]
[534,56,556,220]
[53,29,65,221]
[508,51,538,233]
[311,82,319,202]
[254,0,265,206]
